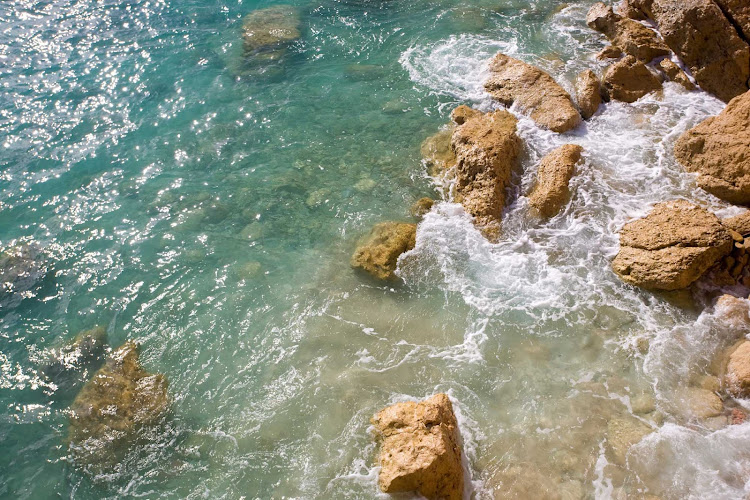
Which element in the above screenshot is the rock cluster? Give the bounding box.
[371,394,464,500]
[602,55,663,103]
[350,222,417,280]
[674,90,750,205]
[528,144,584,218]
[586,2,669,62]
[484,53,582,133]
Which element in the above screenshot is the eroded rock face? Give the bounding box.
[658,59,695,90]
[586,2,669,62]
[411,197,435,217]
[715,0,750,42]
[641,0,750,102]
[723,211,750,236]
[674,91,750,204]
[612,200,733,290]
[528,144,584,218]
[371,394,463,500]
[602,55,663,102]
[597,45,624,59]
[575,70,602,119]
[350,222,417,280]
[484,53,582,133]
[725,340,750,398]
[450,107,521,241]
[242,6,301,56]
[69,341,169,468]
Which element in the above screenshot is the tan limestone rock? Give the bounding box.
[587,2,670,62]
[351,222,417,281]
[528,144,584,218]
[725,340,750,398]
[658,59,695,90]
[575,70,602,119]
[602,55,663,102]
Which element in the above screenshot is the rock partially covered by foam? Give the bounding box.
[602,55,662,102]
[42,326,107,378]
[586,2,669,62]
[484,53,582,133]
[241,6,301,56]
[350,222,417,280]
[612,200,733,290]
[528,144,584,218]
[371,394,464,500]
[606,416,653,465]
[674,91,750,205]
[575,70,602,119]
[725,340,750,398]
[450,106,521,241]
[69,341,169,467]
[658,59,695,91]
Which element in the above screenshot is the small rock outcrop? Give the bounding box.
[575,70,602,119]
[484,53,582,133]
[242,5,301,56]
[586,2,670,62]
[597,45,624,59]
[0,243,46,297]
[450,106,522,240]
[69,341,169,467]
[612,200,733,290]
[602,55,663,102]
[528,144,584,218]
[658,59,695,90]
[411,198,435,217]
[371,394,464,500]
[723,211,750,236]
[351,222,417,280]
[725,340,750,397]
[674,91,750,205]
[421,128,457,178]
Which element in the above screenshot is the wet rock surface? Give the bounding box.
[674,90,750,204]
[0,243,46,297]
[421,128,457,178]
[528,144,584,218]
[586,2,669,62]
[410,197,435,217]
[41,326,107,379]
[242,5,301,55]
[575,70,602,119]
[371,394,463,500]
[350,222,417,280]
[658,59,695,90]
[612,200,733,290]
[602,55,663,103]
[484,53,582,133]
[724,340,750,398]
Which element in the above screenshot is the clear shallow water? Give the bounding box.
[1,0,749,498]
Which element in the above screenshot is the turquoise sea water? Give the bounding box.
[2,0,750,498]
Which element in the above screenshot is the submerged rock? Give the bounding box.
[611,200,733,290]
[421,128,457,178]
[586,2,669,62]
[575,70,602,119]
[724,340,750,398]
[528,144,584,218]
[674,90,750,204]
[484,53,582,133]
[607,417,653,465]
[350,222,417,280]
[410,197,435,217]
[658,59,695,91]
[676,387,724,419]
[42,326,107,378]
[450,106,521,241]
[69,341,169,468]
[0,243,46,297]
[371,394,463,500]
[602,55,663,102]
[242,5,301,56]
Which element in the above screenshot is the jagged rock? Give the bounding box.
[69,341,169,468]
[725,340,750,398]
[575,70,602,119]
[528,144,584,218]
[607,417,653,465]
[723,211,750,236]
[371,394,463,500]
[619,0,649,20]
[674,91,750,204]
[612,200,733,290]
[658,59,695,90]
[484,53,582,133]
[586,2,669,62]
[714,0,750,48]
[351,222,417,280]
[450,105,481,125]
[42,326,107,378]
[597,45,624,59]
[450,107,521,240]
[242,5,301,55]
[638,0,750,102]
[411,198,435,217]
[602,55,663,102]
[421,128,456,178]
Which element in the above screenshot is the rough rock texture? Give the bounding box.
[421,128,457,178]
[242,5,301,55]
[597,45,624,59]
[586,2,670,62]
[528,144,584,218]
[611,200,733,290]
[640,0,750,102]
[575,70,602,119]
[619,0,649,20]
[411,197,435,217]
[350,222,417,280]
[371,394,463,500]
[658,59,696,90]
[674,91,750,204]
[450,108,521,240]
[69,341,169,467]
[715,0,750,42]
[725,340,750,397]
[42,326,107,378]
[484,53,582,133]
[602,55,663,102]
[723,211,750,235]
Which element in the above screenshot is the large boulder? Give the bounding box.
[714,0,750,46]
[450,106,522,241]
[586,2,670,62]
[371,394,463,500]
[674,91,750,204]
[602,55,663,102]
[575,70,602,119]
[612,200,733,290]
[69,341,169,468]
[725,340,750,397]
[241,5,301,56]
[637,0,750,102]
[484,53,582,133]
[351,222,417,280]
[658,59,695,90]
[528,144,584,218]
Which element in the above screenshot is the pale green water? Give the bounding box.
[2,0,750,498]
